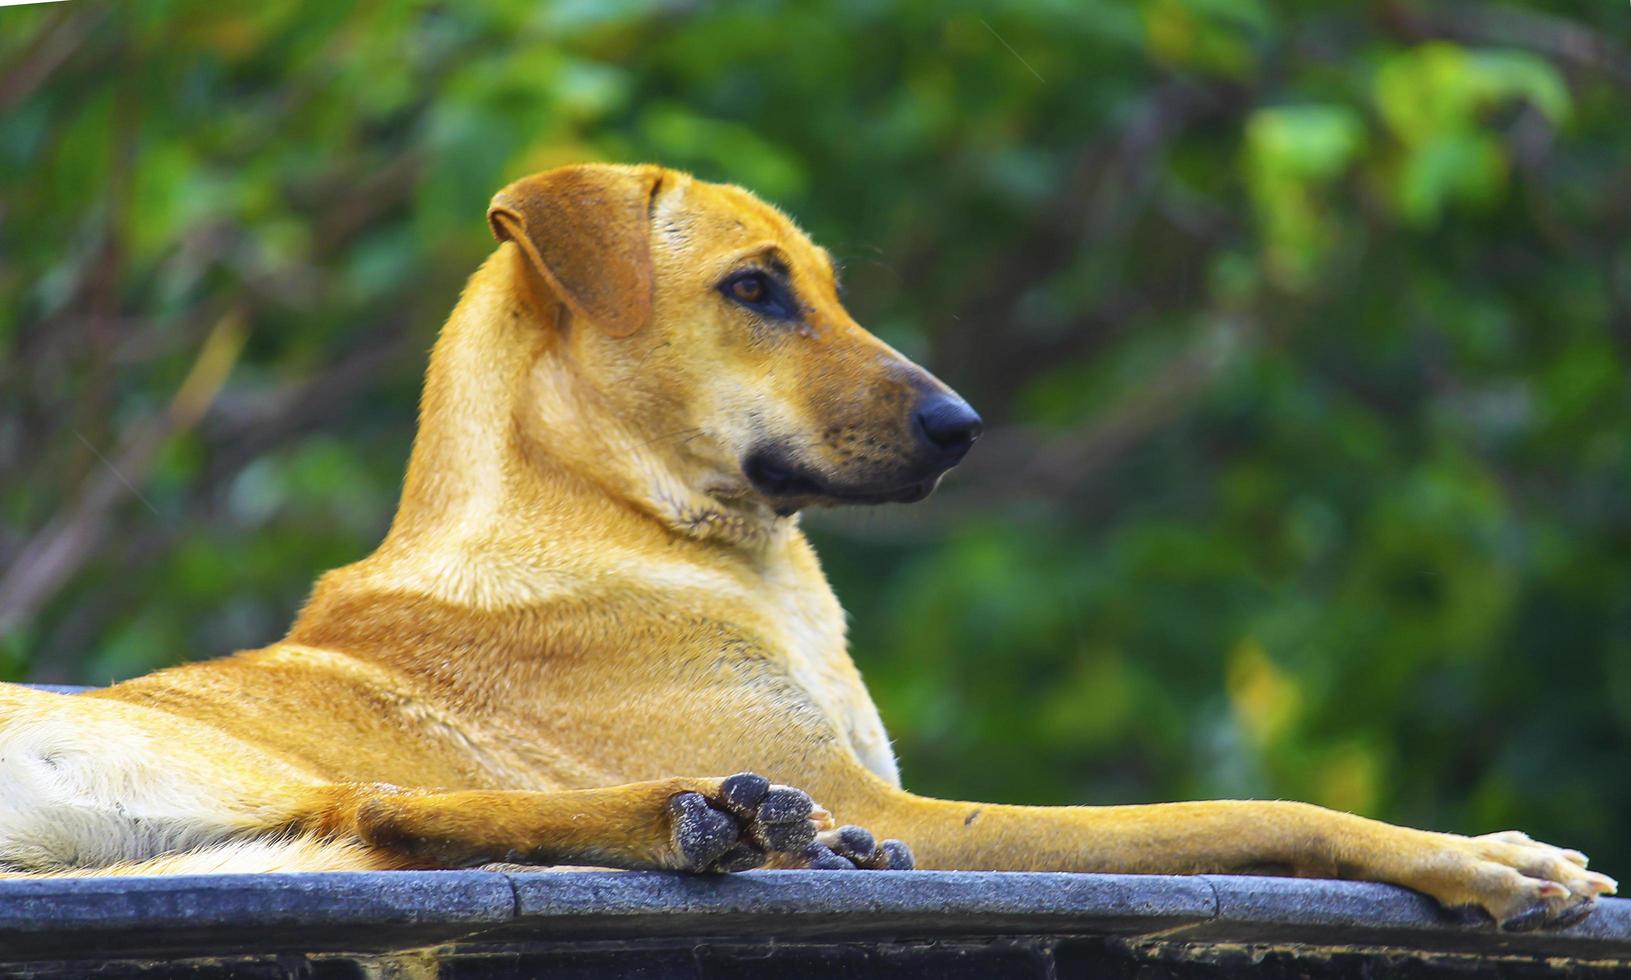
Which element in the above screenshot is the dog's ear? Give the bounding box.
[487,165,661,338]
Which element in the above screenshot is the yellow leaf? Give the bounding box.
[1226,638,1301,746]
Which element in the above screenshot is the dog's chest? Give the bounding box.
[758,568,901,788]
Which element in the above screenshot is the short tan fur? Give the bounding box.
[0,165,1611,930]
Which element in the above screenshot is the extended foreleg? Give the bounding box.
[832,774,1615,930]
[296,774,910,872]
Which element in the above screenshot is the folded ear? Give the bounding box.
[487,165,662,338]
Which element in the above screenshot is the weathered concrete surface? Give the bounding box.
[0,870,1625,976]
[2,684,1622,974]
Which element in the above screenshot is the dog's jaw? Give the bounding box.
[523,350,796,550]
[647,469,795,547]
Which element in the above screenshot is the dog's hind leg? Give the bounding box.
[0,683,337,873]
[291,773,902,873]
[0,835,403,878]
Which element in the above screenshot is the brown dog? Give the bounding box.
[0,164,1613,930]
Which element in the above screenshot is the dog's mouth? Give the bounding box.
[742,449,938,511]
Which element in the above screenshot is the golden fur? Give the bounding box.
[0,165,1612,929]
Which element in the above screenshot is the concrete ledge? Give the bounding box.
[0,870,1625,975]
[5,689,1622,974]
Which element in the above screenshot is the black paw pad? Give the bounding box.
[827,825,877,864]
[878,838,915,870]
[1500,904,1551,933]
[757,786,814,825]
[719,772,771,818]
[1442,903,1495,928]
[1550,900,1596,930]
[762,818,818,852]
[712,842,767,873]
[800,842,857,870]
[670,792,739,869]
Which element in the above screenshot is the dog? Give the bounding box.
[0,164,1612,930]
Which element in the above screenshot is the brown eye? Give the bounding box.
[720,270,793,319]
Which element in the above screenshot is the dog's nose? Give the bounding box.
[914,393,983,463]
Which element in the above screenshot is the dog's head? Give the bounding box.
[488,163,979,528]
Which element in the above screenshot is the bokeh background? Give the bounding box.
[3,1,1630,870]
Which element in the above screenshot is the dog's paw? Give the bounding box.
[796,824,916,870]
[1406,830,1616,931]
[667,773,912,873]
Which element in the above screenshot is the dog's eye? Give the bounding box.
[731,275,767,304]
[720,271,792,319]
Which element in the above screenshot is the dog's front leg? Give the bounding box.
[297,775,909,873]
[836,777,1615,929]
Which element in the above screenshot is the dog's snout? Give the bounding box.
[914,393,982,463]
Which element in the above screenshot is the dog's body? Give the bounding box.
[0,165,1611,928]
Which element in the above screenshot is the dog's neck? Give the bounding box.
[366,247,794,596]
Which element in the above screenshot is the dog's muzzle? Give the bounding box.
[743,393,981,507]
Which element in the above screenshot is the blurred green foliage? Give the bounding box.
[2,1,1630,869]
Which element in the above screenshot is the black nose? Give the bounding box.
[914,393,983,462]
